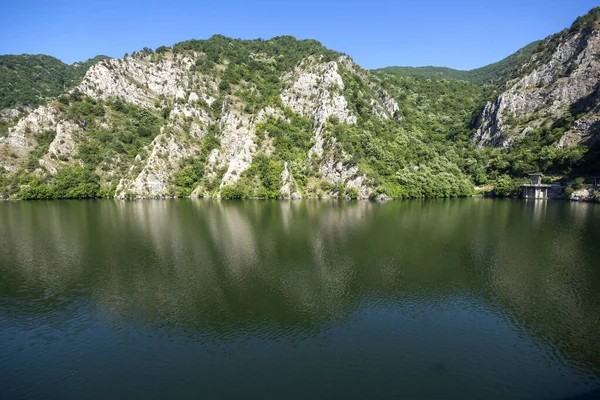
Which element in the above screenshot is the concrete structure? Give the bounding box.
[522,173,551,199]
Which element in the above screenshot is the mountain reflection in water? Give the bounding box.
[0,199,599,400]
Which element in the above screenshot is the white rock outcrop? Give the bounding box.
[0,105,60,172]
[281,56,356,158]
[77,53,218,108]
[1,48,403,200]
[116,131,193,199]
[320,153,371,199]
[38,121,81,174]
[475,29,600,148]
[205,108,258,189]
[280,162,302,199]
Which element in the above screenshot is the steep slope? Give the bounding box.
[0,36,476,200]
[376,41,541,85]
[475,7,600,149]
[0,54,108,111]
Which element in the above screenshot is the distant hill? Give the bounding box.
[375,41,542,85]
[0,54,108,109]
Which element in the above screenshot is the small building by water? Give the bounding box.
[522,173,551,199]
[593,177,600,187]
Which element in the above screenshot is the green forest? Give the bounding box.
[0,54,107,109]
[375,41,541,85]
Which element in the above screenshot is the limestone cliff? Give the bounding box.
[0,38,417,199]
[475,10,600,149]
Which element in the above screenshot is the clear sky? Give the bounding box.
[0,0,598,70]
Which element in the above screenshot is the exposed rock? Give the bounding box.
[204,107,258,189]
[281,56,356,158]
[320,153,372,199]
[39,121,81,174]
[77,53,217,108]
[116,131,192,199]
[557,111,600,148]
[48,121,79,157]
[280,162,302,199]
[170,103,213,138]
[0,39,478,201]
[570,187,595,201]
[475,29,600,148]
[114,106,209,200]
[0,105,60,173]
[0,107,31,123]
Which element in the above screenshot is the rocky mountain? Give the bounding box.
[1,8,600,201]
[475,8,600,150]
[0,36,478,200]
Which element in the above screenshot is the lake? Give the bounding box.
[0,199,599,399]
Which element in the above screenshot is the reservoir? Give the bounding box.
[0,199,599,399]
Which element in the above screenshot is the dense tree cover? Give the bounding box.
[371,67,599,196]
[221,155,286,199]
[0,55,107,109]
[15,166,100,200]
[172,35,339,70]
[376,41,541,86]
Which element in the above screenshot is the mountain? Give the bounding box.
[474,6,600,176]
[375,41,542,86]
[0,54,108,110]
[1,8,600,201]
[0,36,480,200]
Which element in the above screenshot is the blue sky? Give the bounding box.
[0,0,598,70]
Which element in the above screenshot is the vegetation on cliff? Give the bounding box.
[2,8,600,200]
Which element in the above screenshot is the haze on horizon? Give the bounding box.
[0,0,599,70]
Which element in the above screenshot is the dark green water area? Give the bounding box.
[1,199,599,399]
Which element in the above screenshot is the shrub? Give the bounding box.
[220,183,250,199]
[494,175,520,197]
[572,177,585,190]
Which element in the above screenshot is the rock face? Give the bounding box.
[116,131,193,199]
[281,56,357,158]
[2,43,398,199]
[557,110,600,148]
[39,121,80,174]
[570,187,597,201]
[115,102,213,199]
[475,25,600,148]
[78,54,204,108]
[0,105,60,173]
[0,107,30,123]
[210,109,258,189]
[280,162,302,199]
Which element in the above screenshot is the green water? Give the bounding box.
[0,199,599,399]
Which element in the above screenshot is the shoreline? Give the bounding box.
[1,195,598,203]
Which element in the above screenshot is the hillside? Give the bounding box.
[1,8,600,201]
[376,41,541,85]
[473,6,600,178]
[0,54,107,111]
[0,36,480,200]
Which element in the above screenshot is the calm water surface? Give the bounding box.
[1,199,600,399]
